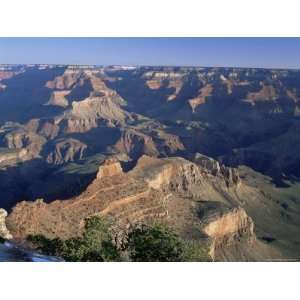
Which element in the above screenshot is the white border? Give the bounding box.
[1,0,300,37]
[0,262,299,300]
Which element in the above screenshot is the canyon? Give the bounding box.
[0,64,300,261]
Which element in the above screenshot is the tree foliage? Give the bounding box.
[28,218,211,262]
[28,216,121,262]
[124,223,184,262]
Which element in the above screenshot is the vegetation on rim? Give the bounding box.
[27,216,211,262]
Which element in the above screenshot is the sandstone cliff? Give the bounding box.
[201,206,255,260]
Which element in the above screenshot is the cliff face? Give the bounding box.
[6,155,259,261]
[201,207,255,260]
[5,130,46,159]
[97,158,123,179]
[114,129,159,159]
[45,138,87,164]
[193,153,241,187]
[45,69,82,90]
[46,90,70,107]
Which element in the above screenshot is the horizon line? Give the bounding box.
[1,63,300,70]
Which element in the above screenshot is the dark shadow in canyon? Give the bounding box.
[0,67,66,124]
[0,158,98,211]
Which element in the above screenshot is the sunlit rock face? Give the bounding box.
[0,209,12,240]
[201,207,255,260]
[97,158,123,179]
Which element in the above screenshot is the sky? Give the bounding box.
[1,37,300,68]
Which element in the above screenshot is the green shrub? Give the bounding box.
[124,223,184,262]
[28,216,121,262]
[124,223,211,262]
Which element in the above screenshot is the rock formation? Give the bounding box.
[45,70,82,90]
[0,209,12,240]
[46,138,87,164]
[114,129,159,159]
[194,153,241,187]
[188,84,213,112]
[5,130,46,159]
[57,96,133,133]
[201,207,255,260]
[7,155,260,260]
[194,153,221,175]
[0,148,29,165]
[97,158,123,179]
[46,90,70,107]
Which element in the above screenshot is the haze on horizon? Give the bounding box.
[1,37,300,69]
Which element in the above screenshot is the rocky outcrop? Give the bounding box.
[153,131,185,155]
[97,158,123,179]
[129,155,203,193]
[0,209,12,240]
[114,126,185,159]
[194,153,221,175]
[188,84,213,112]
[37,121,60,140]
[194,153,241,187]
[143,70,185,101]
[5,131,46,158]
[114,129,159,159]
[58,96,133,133]
[200,206,255,260]
[0,119,60,165]
[46,138,87,165]
[46,90,70,107]
[0,148,29,165]
[45,70,82,90]
[219,165,241,187]
[22,119,60,140]
[44,70,132,134]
